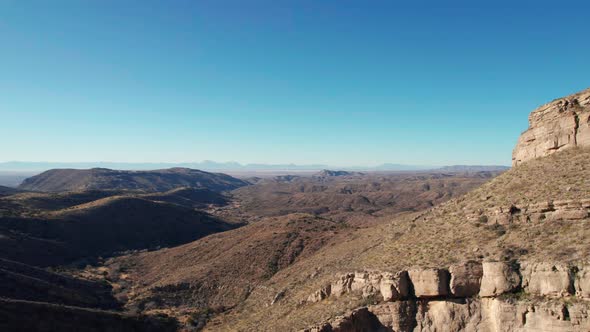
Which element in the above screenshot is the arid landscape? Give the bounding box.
[2,2,590,331]
[0,87,589,331]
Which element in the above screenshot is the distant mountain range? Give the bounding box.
[0,161,509,172]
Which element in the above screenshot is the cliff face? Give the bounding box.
[303,261,590,332]
[292,88,590,332]
[512,88,590,166]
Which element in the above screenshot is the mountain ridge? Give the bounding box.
[18,167,248,193]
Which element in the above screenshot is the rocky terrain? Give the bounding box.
[2,88,589,331]
[231,171,497,224]
[513,87,590,166]
[0,167,495,330]
[18,167,249,192]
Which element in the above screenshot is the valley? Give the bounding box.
[1,88,589,331]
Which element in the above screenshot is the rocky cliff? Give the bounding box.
[512,88,590,166]
[303,261,590,331]
[290,88,590,332]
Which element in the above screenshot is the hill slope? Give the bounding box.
[0,196,236,266]
[0,185,21,197]
[18,167,248,193]
[207,147,590,331]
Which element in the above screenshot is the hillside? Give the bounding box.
[0,258,118,309]
[18,167,248,193]
[205,148,590,332]
[231,171,498,223]
[88,88,590,331]
[0,185,21,197]
[0,298,178,332]
[0,196,236,266]
[94,172,498,328]
[141,187,228,209]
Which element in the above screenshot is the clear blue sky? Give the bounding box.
[1,0,589,166]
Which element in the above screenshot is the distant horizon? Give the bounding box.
[0,160,511,172]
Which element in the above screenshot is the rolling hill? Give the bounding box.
[0,195,237,267]
[18,167,248,193]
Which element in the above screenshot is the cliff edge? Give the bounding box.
[512,88,590,166]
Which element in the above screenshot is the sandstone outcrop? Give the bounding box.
[307,284,331,303]
[512,87,590,166]
[408,268,450,298]
[330,273,355,298]
[449,261,483,297]
[307,299,590,332]
[521,262,573,297]
[468,198,590,225]
[479,261,521,297]
[325,271,409,302]
[575,264,590,298]
[305,260,590,331]
[379,271,410,301]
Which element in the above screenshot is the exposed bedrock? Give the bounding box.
[466,198,590,225]
[303,261,590,331]
[512,88,590,166]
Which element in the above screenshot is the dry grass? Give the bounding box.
[207,148,590,331]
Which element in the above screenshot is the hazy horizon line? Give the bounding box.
[0,160,511,172]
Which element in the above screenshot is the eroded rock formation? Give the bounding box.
[512,88,590,166]
[467,198,590,225]
[304,260,590,331]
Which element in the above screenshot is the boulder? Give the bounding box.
[408,268,450,298]
[521,262,573,296]
[368,302,418,331]
[379,271,409,301]
[575,264,590,298]
[479,262,521,297]
[331,273,354,297]
[350,272,381,298]
[449,261,483,297]
[307,284,331,303]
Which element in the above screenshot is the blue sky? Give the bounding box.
[1,1,589,166]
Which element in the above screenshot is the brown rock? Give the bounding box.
[545,209,589,221]
[512,88,590,166]
[449,261,483,297]
[350,272,381,298]
[521,262,573,296]
[331,273,354,297]
[575,264,590,298]
[408,268,450,298]
[307,284,331,303]
[379,271,409,301]
[479,262,520,297]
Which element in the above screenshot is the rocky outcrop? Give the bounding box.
[379,271,410,301]
[449,261,483,297]
[479,262,521,297]
[306,260,590,331]
[467,198,590,225]
[521,262,574,297]
[575,264,590,299]
[307,299,590,332]
[408,268,450,298]
[512,87,590,166]
[307,284,331,303]
[324,271,409,302]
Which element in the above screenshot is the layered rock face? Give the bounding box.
[512,88,590,166]
[304,261,590,332]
